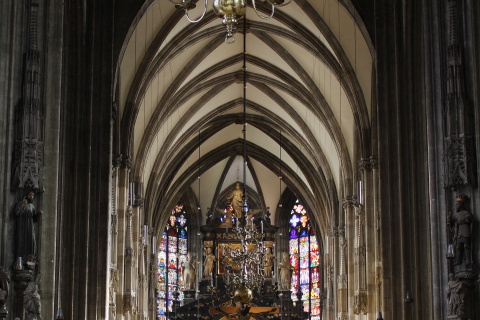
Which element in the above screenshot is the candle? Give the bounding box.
[236,218,239,229]
[261,220,263,233]
[211,272,214,286]
[251,217,254,230]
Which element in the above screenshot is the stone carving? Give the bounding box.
[277,252,293,290]
[444,0,477,187]
[121,155,133,170]
[134,196,144,208]
[11,0,44,191]
[111,101,118,123]
[0,267,9,317]
[182,253,198,290]
[262,247,275,277]
[451,194,473,267]
[447,273,467,319]
[24,274,42,320]
[15,192,41,262]
[123,291,136,314]
[353,292,367,315]
[112,154,122,168]
[203,247,215,278]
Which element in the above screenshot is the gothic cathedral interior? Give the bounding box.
[0,0,479,319]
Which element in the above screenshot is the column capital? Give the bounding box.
[342,196,357,209]
[358,156,378,172]
[121,155,133,170]
[112,153,123,168]
[134,196,145,208]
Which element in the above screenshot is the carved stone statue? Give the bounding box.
[182,253,198,290]
[24,274,42,320]
[277,252,293,291]
[447,273,466,318]
[452,194,473,267]
[15,192,40,261]
[203,247,215,278]
[263,247,275,277]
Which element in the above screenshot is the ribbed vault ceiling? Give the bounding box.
[116,0,373,238]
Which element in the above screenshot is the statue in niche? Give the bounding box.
[182,253,198,290]
[451,194,473,267]
[203,247,215,278]
[15,191,41,262]
[277,252,293,291]
[447,273,466,318]
[263,247,275,277]
[24,274,42,320]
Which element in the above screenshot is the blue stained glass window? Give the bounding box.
[157,204,188,319]
[288,199,321,318]
[290,214,300,227]
[290,229,298,239]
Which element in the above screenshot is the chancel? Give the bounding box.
[0,0,479,319]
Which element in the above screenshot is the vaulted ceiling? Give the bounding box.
[116,0,374,237]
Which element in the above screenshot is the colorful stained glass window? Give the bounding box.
[288,200,321,318]
[157,204,188,319]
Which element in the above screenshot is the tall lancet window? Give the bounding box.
[289,200,321,319]
[157,204,188,319]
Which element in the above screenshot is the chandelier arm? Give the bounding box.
[184,0,208,23]
[252,0,275,20]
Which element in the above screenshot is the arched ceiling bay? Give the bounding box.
[116,0,373,233]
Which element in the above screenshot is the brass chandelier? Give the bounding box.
[169,0,292,43]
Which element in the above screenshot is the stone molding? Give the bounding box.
[353,291,368,315]
[121,155,133,170]
[342,196,357,209]
[358,156,378,173]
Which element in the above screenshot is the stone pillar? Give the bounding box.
[353,204,367,316]
[12,269,34,320]
[148,249,158,320]
[343,197,355,320]
[124,205,136,318]
[358,156,378,319]
[370,157,380,318]
[137,237,147,320]
[109,160,120,319]
[325,233,335,320]
[116,161,130,319]
[336,226,347,320]
[135,195,147,320]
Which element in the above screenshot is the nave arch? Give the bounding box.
[108,0,378,319]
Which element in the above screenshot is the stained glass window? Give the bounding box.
[288,200,321,319]
[157,204,188,320]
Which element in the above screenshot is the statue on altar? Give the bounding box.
[277,252,293,290]
[263,247,275,277]
[203,247,215,278]
[226,182,244,219]
[182,253,198,290]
